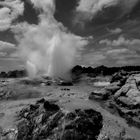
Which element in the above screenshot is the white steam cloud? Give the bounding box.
[19,0,88,80]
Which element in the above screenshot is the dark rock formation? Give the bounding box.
[58,81,73,86]
[0,70,27,78]
[72,65,140,78]
[17,98,103,140]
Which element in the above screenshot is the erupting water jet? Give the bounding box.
[18,0,88,81]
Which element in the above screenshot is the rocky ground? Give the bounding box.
[0,70,140,139]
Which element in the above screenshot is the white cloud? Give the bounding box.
[0,40,15,50]
[108,28,122,34]
[11,22,31,41]
[99,36,140,46]
[0,0,24,31]
[9,51,19,58]
[81,45,140,66]
[82,50,107,66]
[106,48,129,54]
[0,40,16,59]
[0,52,7,57]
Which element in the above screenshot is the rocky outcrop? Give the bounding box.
[89,83,120,100]
[72,65,140,79]
[111,74,140,128]
[98,129,135,140]
[0,70,27,78]
[16,98,103,140]
[0,127,18,140]
[114,74,140,108]
[110,70,129,86]
[89,73,140,129]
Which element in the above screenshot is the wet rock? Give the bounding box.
[17,99,103,140]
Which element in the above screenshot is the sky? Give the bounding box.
[0,0,140,71]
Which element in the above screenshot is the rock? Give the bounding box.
[98,128,135,140]
[110,70,129,85]
[89,84,120,100]
[109,74,140,128]
[115,74,140,108]
[58,81,73,86]
[43,100,60,111]
[17,99,103,140]
[0,128,18,140]
[36,98,46,104]
[89,89,109,100]
[92,73,140,129]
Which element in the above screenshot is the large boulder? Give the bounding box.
[115,74,140,108]
[17,98,103,140]
[109,74,140,128]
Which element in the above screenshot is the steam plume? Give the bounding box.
[19,0,88,80]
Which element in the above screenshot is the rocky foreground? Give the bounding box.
[1,69,140,139]
[89,71,140,129]
[0,98,135,140]
[17,99,103,140]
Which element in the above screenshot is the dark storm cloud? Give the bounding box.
[129,0,140,18]
[0,30,16,44]
[15,0,40,24]
[0,0,140,69]
[74,0,139,25]
[54,0,140,36]
[54,0,78,33]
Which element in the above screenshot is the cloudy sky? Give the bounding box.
[0,0,140,71]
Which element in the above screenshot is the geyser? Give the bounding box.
[18,0,88,81]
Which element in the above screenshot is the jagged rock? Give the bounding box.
[0,128,18,140]
[36,98,46,104]
[43,100,60,111]
[115,74,140,108]
[17,99,103,140]
[89,84,120,100]
[98,133,135,140]
[111,70,128,84]
[58,81,73,86]
[106,74,140,128]
[89,89,109,100]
